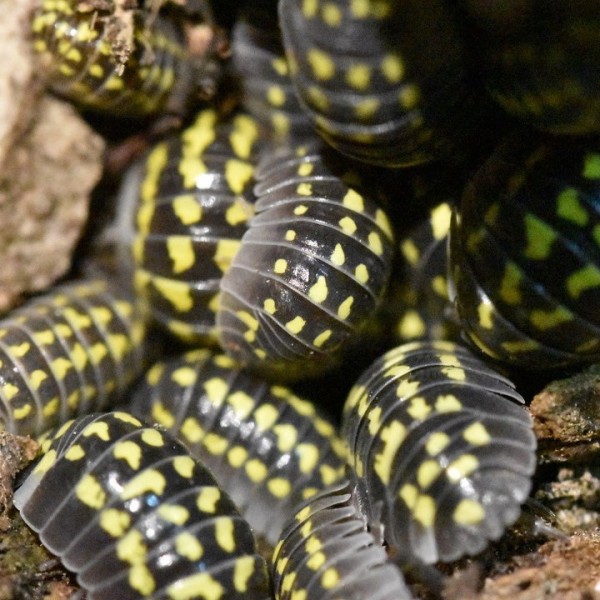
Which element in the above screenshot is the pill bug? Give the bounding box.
[129,108,263,343]
[14,411,271,600]
[30,0,218,117]
[128,347,346,544]
[272,479,413,600]
[449,135,600,370]
[231,11,314,144]
[342,340,537,564]
[462,0,600,134]
[278,0,487,167]
[0,279,147,437]
[217,143,395,380]
[390,201,458,343]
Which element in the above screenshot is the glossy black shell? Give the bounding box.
[0,280,147,437]
[217,143,395,380]
[450,135,600,369]
[128,348,346,544]
[14,411,271,600]
[342,340,536,564]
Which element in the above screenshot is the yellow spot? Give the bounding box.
[355,97,380,120]
[523,213,556,259]
[10,342,30,357]
[583,153,600,179]
[274,258,288,274]
[285,229,297,241]
[141,428,164,447]
[83,421,110,441]
[170,366,196,388]
[381,53,404,82]
[417,460,442,489]
[227,446,248,468]
[226,198,254,226]
[321,568,339,589]
[478,301,494,329]
[566,265,600,299]
[309,276,328,303]
[286,316,306,334]
[157,504,190,525]
[530,306,572,330]
[307,48,335,80]
[374,421,406,484]
[214,239,241,272]
[121,469,166,500]
[307,86,329,111]
[232,555,256,593]
[398,310,426,339]
[271,56,288,76]
[267,85,286,107]
[401,239,420,264]
[435,394,462,413]
[463,422,491,446]
[64,444,85,461]
[447,454,479,483]
[263,298,277,314]
[413,494,436,527]
[100,508,131,537]
[203,433,228,455]
[225,159,254,195]
[557,188,588,226]
[322,1,342,25]
[215,518,235,552]
[425,432,450,456]
[431,203,452,239]
[337,296,354,319]
[313,329,332,347]
[171,194,202,226]
[346,63,371,90]
[453,499,485,526]
[407,396,431,420]
[148,400,173,430]
[253,404,279,430]
[174,455,195,478]
[230,114,259,160]
[129,563,155,596]
[297,443,319,473]
[499,262,523,305]
[246,458,268,482]
[75,474,106,509]
[350,0,369,17]
[268,478,292,498]
[343,188,364,212]
[175,531,203,560]
[396,378,420,398]
[114,441,142,470]
[339,216,357,235]
[398,84,420,109]
[328,243,345,266]
[296,188,311,202]
[167,236,195,274]
[355,264,369,284]
[167,572,224,600]
[153,277,193,312]
[197,486,221,513]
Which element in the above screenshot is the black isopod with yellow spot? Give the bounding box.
[450,135,600,369]
[128,348,346,545]
[14,411,271,600]
[272,479,413,600]
[0,279,147,437]
[30,0,218,117]
[278,0,487,167]
[341,340,536,564]
[129,108,263,343]
[216,143,395,380]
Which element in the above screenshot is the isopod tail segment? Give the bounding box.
[14,411,272,600]
[342,340,537,565]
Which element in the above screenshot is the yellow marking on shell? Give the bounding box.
[396,377,420,398]
[114,412,142,426]
[355,97,380,120]
[173,194,202,225]
[179,155,208,189]
[566,265,600,299]
[268,477,292,498]
[1,382,19,402]
[435,394,462,413]
[213,239,241,273]
[151,401,175,428]
[501,339,540,354]
[463,422,491,446]
[321,568,339,589]
[9,342,30,358]
[453,499,486,526]
[297,443,319,473]
[182,109,217,157]
[374,420,406,484]
[352,264,368,285]
[263,298,277,314]
[307,547,326,570]
[76,474,106,509]
[113,441,142,470]
[272,56,288,76]
[475,298,494,329]
[320,464,341,485]
[431,203,452,239]
[246,458,268,482]
[33,329,54,345]
[557,187,588,225]
[167,236,195,274]
[167,572,224,600]
[313,329,332,347]
[169,366,195,388]
[203,432,228,455]
[273,423,298,452]
[116,529,147,564]
[417,459,442,489]
[413,494,436,527]
[226,198,254,226]
[426,432,451,456]
[285,229,297,242]
[230,114,259,160]
[328,243,345,266]
[197,486,221,513]
[121,469,166,500]
[345,62,371,91]
[447,454,479,483]
[253,403,279,430]
[286,316,306,334]
[33,448,56,475]
[175,531,203,561]
[225,159,254,195]
[499,262,523,305]
[523,213,556,259]
[407,396,431,420]
[227,445,248,468]
[64,444,85,461]
[381,53,404,82]
[89,342,107,366]
[227,390,255,419]
[530,306,572,330]
[398,84,420,109]
[307,85,329,111]
[100,508,131,537]
[297,163,314,179]
[274,258,288,274]
[339,215,357,235]
[583,153,600,179]
[215,517,235,552]
[307,48,335,80]
[174,456,195,478]
[308,276,328,303]
[141,142,168,202]
[42,397,59,418]
[88,63,103,78]
[140,428,165,448]
[401,239,420,265]
[233,555,256,593]
[337,296,354,319]
[28,369,48,391]
[267,85,286,107]
[343,188,365,212]
[157,504,190,525]
[129,564,156,596]
[236,311,259,332]
[83,421,110,441]
[152,277,193,312]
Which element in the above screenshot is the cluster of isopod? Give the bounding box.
[3,0,599,598]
